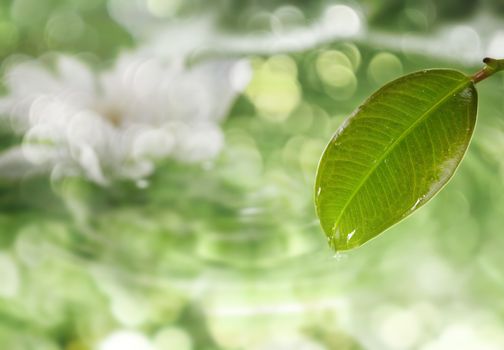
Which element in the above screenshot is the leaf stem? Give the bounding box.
[472,57,504,84]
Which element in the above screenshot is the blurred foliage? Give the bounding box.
[0,0,132,62]
[0,0,504,350]
[202,0,504,33]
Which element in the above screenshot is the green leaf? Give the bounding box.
[315,69,477,251]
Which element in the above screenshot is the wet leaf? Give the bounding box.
[315,69,477,251]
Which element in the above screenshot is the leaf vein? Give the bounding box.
[330,79,470,232]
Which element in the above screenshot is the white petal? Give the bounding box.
[24,122,65,149]
[56,55,97,106]
[73,143,107,185]
[175,122,224,162]
[21,145,61,169]
[0,97,11,115]
[5,61,60,97]
[0,96,31,132]
[66,110,112,151]
[132,127,174,160]
[130,58,164,100]
[164,75,209,122]
[0,147,47,179]
[187,60,239,122]
[29,95,77,129]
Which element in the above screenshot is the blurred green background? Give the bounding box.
[0,0,504,349]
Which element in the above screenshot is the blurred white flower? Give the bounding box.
[0,53,248,184]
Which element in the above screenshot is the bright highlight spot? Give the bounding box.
[487,31,504,58]
[98,330,153,350]
[322,5,361,37]
[316,50,357,100]
[0,253,20,298]
[153,327,193,350]
[246,55,301,122]
[447,26,481,63]
[368,52,403,85]
[147,0,182,18]
[340,43,362,71]
[376,307,423,349]
[230,59,253,92]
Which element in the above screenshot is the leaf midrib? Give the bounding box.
[330,77,471,234]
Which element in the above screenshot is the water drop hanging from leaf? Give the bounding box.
[315,58,504,252]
